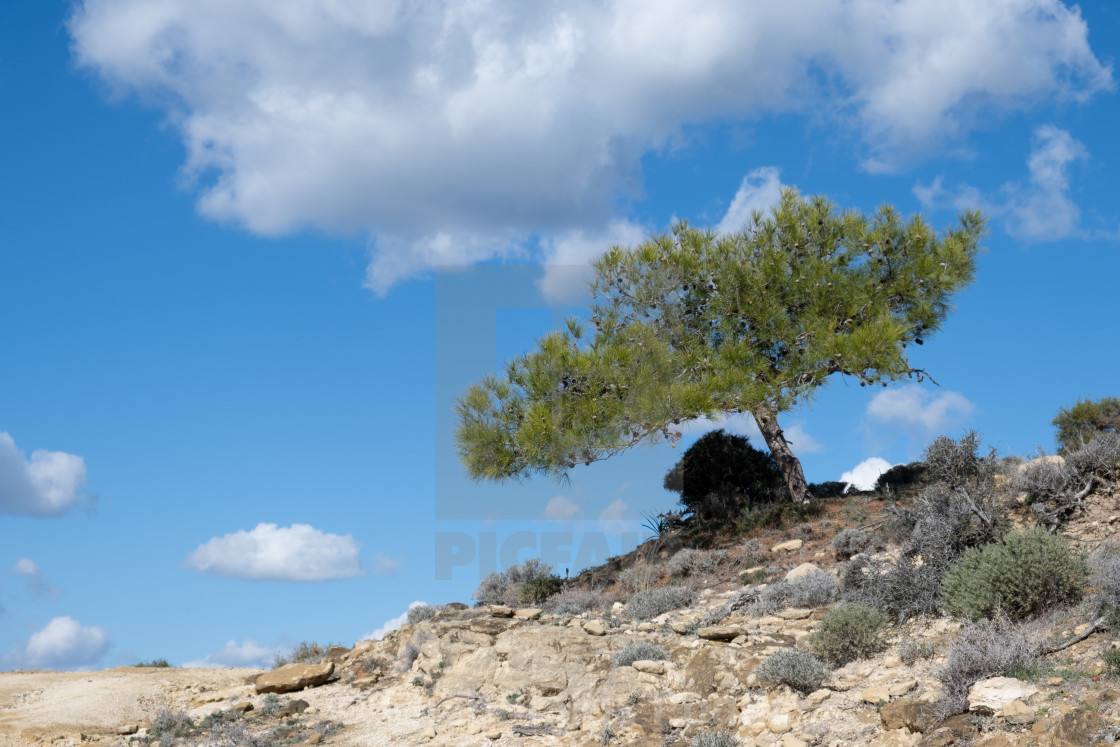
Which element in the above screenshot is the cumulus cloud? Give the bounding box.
[371,552,402,576]
[68,0,1111,290]
[867,384,975,434]
[0,432,88,517]
[185,523,363,581]
[9,558,60,599]
[716,167,784,235]
[680,413,822,453]
[914,125,1105,242]
[536,220,648,305]
[841,457,893,492]
[543,495,584,521]
[182,638,284,669]
[1,616,112,671]
[361,601,427,642]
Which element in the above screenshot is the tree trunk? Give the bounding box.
[752,409,811,503]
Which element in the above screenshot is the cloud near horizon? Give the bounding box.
[68,0,1111,292]
[182,638,286,669]
[1,616,112,671]
[866,384,975,435]
[841,457,894,491]
[361,600,427,642]
[185,523,364,582]
[0,432,89,517]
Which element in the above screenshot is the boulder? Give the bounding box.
[631,660,666,675]
[489,605,514,618]
[861,686,892,704]
[514,608,542,620]
[772,540,804,553]
[323,645,350,663]
[255,662,334,694]
[583,620,606,636]
[1052,709,1108,747]
[698,625,743,640]
[1001,699,1034,724]
[967,677,1037,714]
[784,563,821,582]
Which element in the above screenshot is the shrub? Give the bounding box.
[1053,396,1120,453]
[545,587,606,616]
[663,429,787,522]
[842,552,947,623]
[667,548,727,577]
[692,731,740,747]
[617,563,659,592]
[808,481,847,498]
[407,604,440,624]
[899,637,937,666]
[519,575,563,604]
[942,528,1086,620]
[135,658,170,668]
[874,462,928,493]
[748,570,837,615]
[624,586,695,619]
[1090,543,1120,623]
[149,710,196,741]
[273,641,325,668]
[1104,646,1120,676]
[613,641,669,667]
[400,643,420,670]
[754,649,830,693]
[739,538,766,567]
[831,528,879,559]
[473,557,556,606]
[810,604,889,666]
[937,618,1041,714]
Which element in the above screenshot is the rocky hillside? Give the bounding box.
[3,442,1120,747]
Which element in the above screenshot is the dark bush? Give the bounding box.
[810,604,889,666]
[874,462,928,493]
[1053,396,1120,453]
[663,429,787,522]
[808,481,848,498]
[754,649,830,693]
[941,528,1087,621]
[518,574,563,604]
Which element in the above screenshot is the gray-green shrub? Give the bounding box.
[899,637,937,665]
[692,731,740,747]
[937,618,1041,714]
[755,649,830,693]
[831,528,879,559]
[545,587,606,616]
[613,641,669,667]
[941,528,1086,620]
[747,570,837,615]
[624,586,695,619]
[809,604,889,666]
[407,604,440,624]
[273,641,325,668]
[667,548,727,577]
[473,557,556,607]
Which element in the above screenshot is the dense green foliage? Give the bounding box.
[810,604,889,666]
[941,528,1087,620]
[874,462,927,492]
[455,190,984,503]
[662,429,785,521]
[1053,396,1120,452]
[518,574,564,604]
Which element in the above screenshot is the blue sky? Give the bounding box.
[1,0,1117,670]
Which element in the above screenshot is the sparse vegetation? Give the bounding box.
[624,586,695,619]
[831,528,879,559]
[273,641,326,668]
[747,570,837,615]
[473,557,558,607]
[135,658,171,668]
[899,637,937,666]
[938,617,1042,714]
[407,604,440,624]
[755,649,830,693]
[545,587,607,616]
[667,548,728,577]
[941,528,1086,621]
[598,723,617,745]
[810,604,889,666]
[692,731,740,747]
[613,641,669,667]
[518,574,564,605]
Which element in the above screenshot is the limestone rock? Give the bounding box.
[879,700,938,732]
[772,540,804,553]
[583,620,606,636]
[514,608,542,620]
[255,662,335,694]
[805,689,831,707]
[323,645,350,663]
[768,713,791,733]
[861,685,892,704]
[784,563,820,582]
[776,608,812,620]
[116,725,139,736]
[1001,699,1034,724]
[698,625,743,640]
[967,676,1038,714]
[489,605,514,618]
[631,660,666,675]
[1052,709,1108,747]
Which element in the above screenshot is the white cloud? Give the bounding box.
[0,432,88,517]
[372,552,402,576]
[867,384,975,434]
[543,495,584,521]
[1,616,112,671]
[536,220,648,305]
[185,523,363,581]
[680,413,822,453]
[69,0,1111,290]
[361,601,427,642]
[596,498,639,534]
[914,125,1102,242]
[841,457,893,492]
[9,558,61,599]
[716,167,783,235]
[182,638,284,669]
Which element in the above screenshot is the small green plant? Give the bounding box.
[810,604,889,666]
[692,731,740,747]
[613,642,669,667]
[494,708,511,721]
[754,649,830,693]
[598,724,617,745]
[411,676,425,687]
[899,637,937,666]
[505,686,527,705]
[942,528,1087,620]
[518,574,564,604]
[135,658,171,668]
[1103,646,1120,676]
[259,694,282,717]
[627,692,645,706]
[273,641,326,668]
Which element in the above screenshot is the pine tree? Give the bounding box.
[456,188,985,502]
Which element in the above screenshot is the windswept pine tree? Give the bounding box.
[456,189,985,502]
